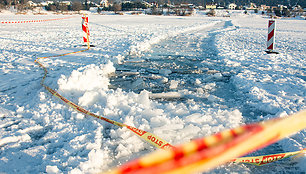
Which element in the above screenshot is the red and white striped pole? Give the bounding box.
[82,15,90,48]
[266,20,278,54]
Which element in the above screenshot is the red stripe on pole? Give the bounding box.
[82,25,87,33]
[268,20,274,27]
[267,43,274,50]
[268,29,274,41]
[83,37,88,43]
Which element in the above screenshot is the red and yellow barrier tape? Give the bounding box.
[1,16,76,24]
[34,16,173,150]
[231,148,306,166]
[103,110,306,174]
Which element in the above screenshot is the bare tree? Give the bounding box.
[49,4,56,11]
[16,0,28,13]
[3,0,12,6]
[207,9,216,16]
[113,2,121,14]
[71,1,83,13]
[58,3,68,13]
[0,4,4,12]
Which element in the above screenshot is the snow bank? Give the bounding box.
[54,63,244,172]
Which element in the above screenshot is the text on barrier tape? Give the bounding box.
[102,110,306,174]
[231,148,306,166]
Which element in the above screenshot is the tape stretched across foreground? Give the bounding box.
[1,16,76,24]
[34,17,305,172]
[103,110,306,174]
[36,47,305,170]
[231,148,306,166]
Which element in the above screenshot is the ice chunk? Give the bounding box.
[159,77,168,83]
[137,90,151,107]
[212,73,223,79]
[78,91,99,107]
[58,62,115,93]
[46,166,60,174]
[159,69,172,76]
[149,92,183,99]
[169,80,179,89]
[195,79,201,85]
[131,78,145,89]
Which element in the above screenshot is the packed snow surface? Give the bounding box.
[0,11,305,173]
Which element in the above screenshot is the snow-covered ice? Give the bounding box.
[0,11,305,173]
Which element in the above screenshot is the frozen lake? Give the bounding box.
[0,11,305,173]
